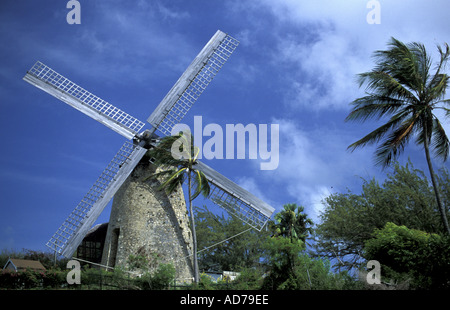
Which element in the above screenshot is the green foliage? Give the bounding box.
[195,203,358,290]
[190,273,222,291]
[137,263,176,290]
[261,237,359,290]
[0,246,177,290]
[145,132,210,200]
[146,131,210,283]
[0,248,69,270]
[271,203,313,242]
[346,37,450,167]
[0,268,67,289]
[345,37,450,234]
[80,267,109,287]
[261,237,306,289]
[230,268,264,290]
[0,249,69,289]
[188,269,264,290]
[195,206,270,272]
[364,222,450,289]
[41,269,66,288]
[315,161,449,270]
[127,254,149,271]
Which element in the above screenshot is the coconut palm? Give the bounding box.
[146,131,210,283]
[346,37,450,235]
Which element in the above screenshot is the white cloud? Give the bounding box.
[277,32,367,111]
[256,0,450,112]
[157,2,190,20]
[29,2,197,87]
[236,176,271,206]
[301,185,332,224]
[253,117,379,221]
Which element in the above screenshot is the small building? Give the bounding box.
[223,271,240,281]
[75,222,108,265]
[2,258,46,272]
[204,270,241,282]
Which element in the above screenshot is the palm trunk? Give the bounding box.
[188,170,199,283]
[423,126,450,235]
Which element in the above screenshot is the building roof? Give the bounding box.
[84,222,108,241]
[3,258,47,272]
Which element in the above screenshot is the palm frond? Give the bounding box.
[159,167,187,195]
[357,71,419,103]
[346,95,411,123]
[146,131,211,203]
[191,170,211,200]
[427,43,450,100]
[431,116,450,161]
[372,38,424,92]
[147,132,199,167]
[408,41,431,89]
[348,37,450,167]
[347,109,411,152]
[427,73,450,103]
[373,113,420,167]
[436,105,450,118]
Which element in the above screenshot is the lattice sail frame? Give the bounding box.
[195,161,274,231]
[147,30,239,136]
[209,185,271,231]
[24,61,145,140]
[46,141,147,257]
[24,29,274,258]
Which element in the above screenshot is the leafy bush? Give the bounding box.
[260,237,359,290]
[136,263,175,290]
[41,269,66,288]
[229,268,264,290]
[364,222,450,289]
[0,268,67,289]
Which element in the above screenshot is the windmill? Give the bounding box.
[23,30,275,266]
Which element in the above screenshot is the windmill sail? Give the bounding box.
[24,61,145,140]
[147,30,239,136]
[24,29,274,260]
[195,161,275,231]
[46,141,147,257]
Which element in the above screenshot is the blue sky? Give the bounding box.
[1,0,449,253]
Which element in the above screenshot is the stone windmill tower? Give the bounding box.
[101,158,194,280]
[23,30,275,281]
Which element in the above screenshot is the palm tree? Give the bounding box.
[272,203,313,243]
[271,203,314,288]
[346,37,450,235]
[146,132,210,283]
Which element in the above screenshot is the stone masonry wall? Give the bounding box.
[101,158,194,282]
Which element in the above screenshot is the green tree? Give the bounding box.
[261,237,357,290]
[261,236,307,289]
[195,206,269,272]
[261,205,356,290]
[271,203,313,242]
[147,132,210,283]
[315,161,446,271]
[346,37,450,234]
[364,222,450,289]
